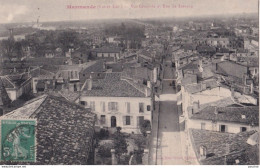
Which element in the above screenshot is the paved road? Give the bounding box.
[157,101,186,165]
[156,56,187,165]
[159,94,177,101]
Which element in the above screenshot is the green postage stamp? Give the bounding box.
[0,119,36,162]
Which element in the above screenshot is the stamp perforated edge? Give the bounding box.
[0,118,37,163]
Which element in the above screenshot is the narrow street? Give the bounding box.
[149,53,187,165]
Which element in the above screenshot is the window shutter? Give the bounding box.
[108,102,111,111]
[137,117,139,127]
[128,103,130,113]
[123,116,126,125]
[130,116,133,126]
[115,103,118,111]
[103,102,105,112]
[100,102,105,112]
[126,102,130,113]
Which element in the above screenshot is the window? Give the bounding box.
[80,101,85,106]
[139,103,144,113]
[124,116,131,125]
[241,127,247,132]
[220,125,227,132]
[137,116,144,127]
[100,102,105,112]
[147,105,151,111]
[74,84,77,91]
[108,102,118,111]
[100,115,106,125]
[90,101,95,111]
[125,102,130,113]
[201,123,206,130]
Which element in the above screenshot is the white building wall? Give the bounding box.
[6,89,17,101]
[191,87,231,105]
[188,119,257,134]
[79,96,152,133]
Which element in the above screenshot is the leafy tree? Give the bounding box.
[134,135,146,151]
[140,120,151,136]
[113,127,128,164]
[98,142,114,158]
[57,31,79,54]
[99,128,109,140]
[1,39,15,61]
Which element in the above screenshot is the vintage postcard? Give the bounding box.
[0,0,259,166]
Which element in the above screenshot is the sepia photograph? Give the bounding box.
[0,0,259,166]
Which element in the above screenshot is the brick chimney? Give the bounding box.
[192,101,200,113]
[87,75,93,91]
[147,80,151,88]
[250,82,254,94]
[145,88,149,97]
[214,106,218,115]
[199,145,207,160]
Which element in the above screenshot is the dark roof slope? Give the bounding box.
[190,106,259,125]
[82,73,148,97]
[82,60,105,73]
[190,129,259,165]
[1,95,95,164]
[216,61,248,79]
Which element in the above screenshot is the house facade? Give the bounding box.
[80,96,152,133]
[80,73,152,134]
[0,74,32,101]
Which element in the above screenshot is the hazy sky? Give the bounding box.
[0,0,258,23]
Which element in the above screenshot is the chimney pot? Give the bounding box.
[145,88,149,97]
[147,80,151,88]
[193,101,200,113]
[214,107,218,115]
[87,75,93,90]
[241,115,246,119]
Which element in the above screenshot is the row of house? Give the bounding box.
[172,43,259,165]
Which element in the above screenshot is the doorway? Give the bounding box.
[111,116,117,127]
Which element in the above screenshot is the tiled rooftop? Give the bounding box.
[190,129,259,165]
[92,47,121,53]
[179,60,199,71]
[82,73,149,97]
[81,60,105,73]
[184,79,219,94]
[0,76,15,88]
[30,67,55,78]
[1,94,95,164]
[198,97,237,110]
[190,106,259,125]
